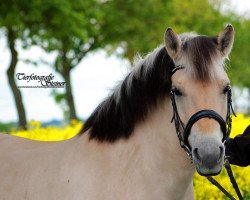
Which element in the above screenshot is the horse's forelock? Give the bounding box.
[183,36,219,81]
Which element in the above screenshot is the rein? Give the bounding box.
[170,65,243,200]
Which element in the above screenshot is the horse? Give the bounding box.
[0,25,235,200]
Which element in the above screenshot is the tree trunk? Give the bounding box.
[6,28,27,129]
[63,69,78,120]
[61,50,78,120]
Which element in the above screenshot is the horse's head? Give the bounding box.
[165,25,234,175]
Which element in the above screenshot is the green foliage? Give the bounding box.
[0,0,103,70]
[0,122,17,132]
[101,0,171,60]
[50,89,69,120]
[0,0,43,45]
[101,0,230,60]
[229,19,250,88]
[30,0,103,71]
[101,0,250,89]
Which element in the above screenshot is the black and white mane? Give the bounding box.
[81,35,219,142]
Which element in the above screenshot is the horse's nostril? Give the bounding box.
[193,148,201,161]
[217,146,224,163]
[219,146,223,153]
[193,145,224,165]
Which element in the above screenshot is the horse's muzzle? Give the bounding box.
[183,110,227,176]
[191,137,225,176]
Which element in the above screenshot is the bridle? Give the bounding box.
[170,65,243,200]
[170,78,234,158]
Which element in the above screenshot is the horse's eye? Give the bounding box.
[223,85,231,94]
[173,88,183,96]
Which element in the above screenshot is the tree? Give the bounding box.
[100,0,230,61]
[31,0,104,121]
[101,0,171,61]
[228,19,250,88]
[0,0,40,129]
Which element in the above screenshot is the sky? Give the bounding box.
[0,0,250,123]
[226,0,250,16]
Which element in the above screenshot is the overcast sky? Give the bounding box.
[0,0,250,123]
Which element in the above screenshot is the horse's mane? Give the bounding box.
[80,35,218,142]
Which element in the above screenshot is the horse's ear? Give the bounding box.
[217,24,234,58]
[164,28,181,60]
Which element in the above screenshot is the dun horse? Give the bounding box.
[0,25,235,200]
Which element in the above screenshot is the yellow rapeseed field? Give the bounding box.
[10,119,82,141]
[8,114,250,199]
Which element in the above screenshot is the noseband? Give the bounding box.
[170,65,243,200]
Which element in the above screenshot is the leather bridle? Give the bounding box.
[170,65,243,200]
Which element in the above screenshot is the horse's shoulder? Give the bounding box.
[0,132,32,143]
[0,132,15,141]
[0,133,53,153]
[0,133,29,152]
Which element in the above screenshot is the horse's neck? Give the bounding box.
[129,99,195,196]
[77,99,194,199]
